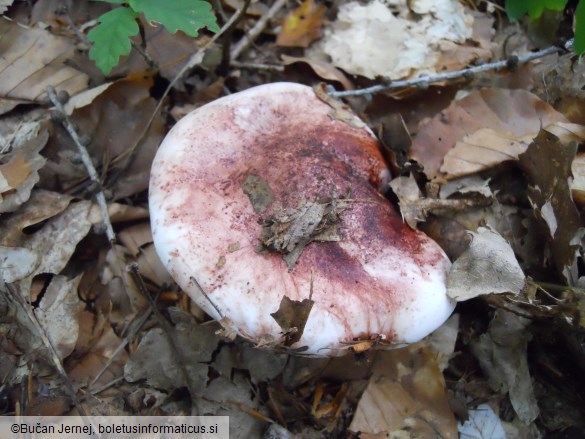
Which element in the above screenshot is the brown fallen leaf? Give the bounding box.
[410,89,584,181]
[281,55,354,91]
[35,274,83,360]
[447,227,525,301]
[350,344,458,438]
[0,124,49,213]
[47,75,165,200]
[0,19,88,102]
[471,310,539,424]
[518,131,583,284]
[270,295,314,346]
[276,0,326,48]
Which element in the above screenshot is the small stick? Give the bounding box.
[328,45,562,98]
[231,61,284,72]
[230,0,287,61]
[46,86,116,244]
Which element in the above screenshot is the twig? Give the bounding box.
[46,86,116,244]
[5,283,87,416]
[89,304,153,388]
[219,0,252,73]
[190,275,224,318]
[328,45,562,98]
[230,0,287,61]
[231,61,284,72]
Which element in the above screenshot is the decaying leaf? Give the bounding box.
[471,310,539,424]
[276,0,325,48]
[0,189,72,245]
[411,89,584,180]
[281,55,354,91]
[519,131,584,284]
[313,84,367,129]
[389,174,423,228]
[0,246,39,283]
[313,0,485,80]
[0,1,14,14]
[0,125,48,213]
[458,403,506,439]
[47,75,165,200]
[270,295,314,346]
[259,193,349,269]
[35,275,83,360]
[447,227,525,301]
[350,344,458,438]
[124,312,220,392]
[0,19,88,102]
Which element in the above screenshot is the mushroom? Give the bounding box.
[149,83,454,356]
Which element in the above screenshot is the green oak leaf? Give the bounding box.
[88,7,139,75]
[575,1,585,55]
[506,0,568,21]
[129,0,219,37]
[91,0,126,4]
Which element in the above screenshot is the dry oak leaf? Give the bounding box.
[0,19,88,102]
[410,88,585,180]
[276,0,326,48]
[447,227,525,301]
[350,344,457,438]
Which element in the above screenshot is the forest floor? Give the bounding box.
[1,0,585,438]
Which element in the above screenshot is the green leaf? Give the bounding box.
[129,0,219,37]
[505,0,531,21]
[505,0,568,21]
[88,7,139,75]
[575,0,585,55]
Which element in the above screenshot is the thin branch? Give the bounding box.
[46,87,116,244]
[328,45,562,98]
[231,61,284,72]
[230,0,287,61]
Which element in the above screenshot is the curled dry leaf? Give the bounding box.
[447,227,525,301]
[281,55,354,90]
[471,310,539,424]
[389,174,423,229]
[410,89,585,180]
[0,19,88,102]
[276,0,326,48]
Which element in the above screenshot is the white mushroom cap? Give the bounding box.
[149,82,454,356]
